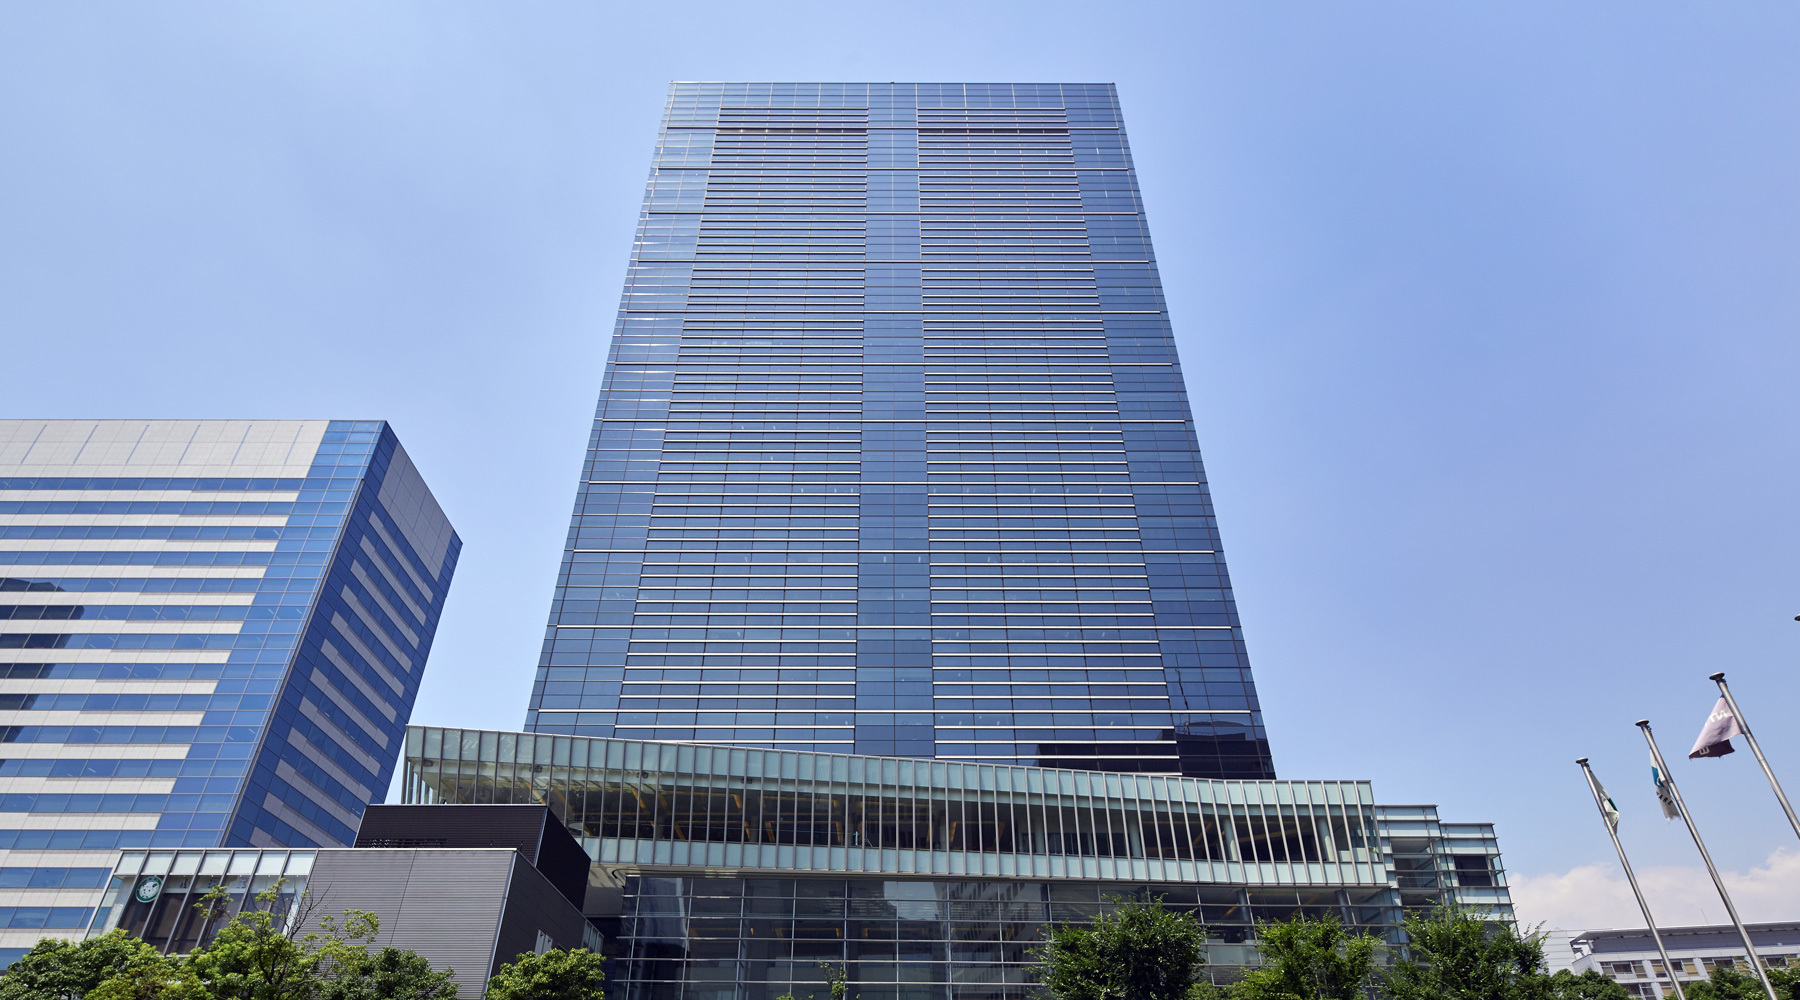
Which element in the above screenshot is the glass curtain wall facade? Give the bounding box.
[405,726,1513,1000]
[88,848,315,957]
[528,81,1272,780]
[0,420,457,960]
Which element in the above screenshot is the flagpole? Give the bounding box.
[1710,672,1800,842]
[1576,758,1687,1000]
[1637,720,1778,1000]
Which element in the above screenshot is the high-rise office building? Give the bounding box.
[0,420,456,960]
[527,81,1271,780]
[410,84,1519,1000]
[53,86,1514,1000]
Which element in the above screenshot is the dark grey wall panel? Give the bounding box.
[355,803,590,908]
[356,804,548,854]
[492,857,595,977]
[305,848,512,998]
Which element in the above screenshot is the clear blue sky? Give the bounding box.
[5,3,1799,923]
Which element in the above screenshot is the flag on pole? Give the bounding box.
[1689,696,1745,759]
[1651,754,1681,820]
[1594,773,1620,832]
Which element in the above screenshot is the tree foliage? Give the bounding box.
[819,962,852,1000]
[1540,969,1632,1000]
[0,882,455,1000]
[0,931,169,1000]
[315,946,456,1000]
[1686,964,1800,1000]
[168,890,360,1000]
[1378,906,1666,1000]
[1385,905,1548,1000]
[1032,901,1652,1000]
[1033,895,1211,1000]
[1231,914,1380,1000]
[485,947,607,1000]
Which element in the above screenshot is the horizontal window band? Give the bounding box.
[662,127,1124,133]
[608,681,1168,689]
[943,730,1180,737]
[580,478,1207,484]
[621,310,1163,316]
[640,211,1146,217]
[561,549,1219,556]
[613,723,856,731]
[588,421,1191,426]
[534,710,1236,717]
[616,684,1170,691]
[562,545,1219,553]
[550,625,1232,632]
[615,697,857,702]
[618,647,862,652]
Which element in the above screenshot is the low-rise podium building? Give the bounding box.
[85,805,597,997]
[404,726,1509,998]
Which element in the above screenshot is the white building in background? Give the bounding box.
[1564,922,1800,998]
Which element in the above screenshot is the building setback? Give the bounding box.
[527,80,1273,781]
[0,420,457,962]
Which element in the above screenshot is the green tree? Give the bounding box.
[85,959,206,1000]
[1229,914,1381,1000]
[1032,895,1211,1000]
[1686,963,1800,1000]
[485,948,606,1000]
[818,962,852,1000]
[772,964,855,1000]
[315,946,457,1000]
[166,891,373,1000]
[1540,969,1630,1000]
[0,931,170,1000]
[29,881,456,1000]
[1385,906,1546,1000]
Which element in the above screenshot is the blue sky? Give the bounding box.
[5,2,1799,928]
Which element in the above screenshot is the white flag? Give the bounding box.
[1689,696,1745,759]
[1591,772,1620,832]
[1651,754,1681,820]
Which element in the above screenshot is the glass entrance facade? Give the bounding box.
[527,82,1272,780]
[406,725,1512,1000]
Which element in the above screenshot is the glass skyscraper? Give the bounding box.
[395,85,1514,1000]
[0,420,456,959]
[19,86,1513,1000]
[527,81,1272,781]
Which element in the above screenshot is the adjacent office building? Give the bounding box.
[0,420,457,961]
[1557,922,1800,998]
[416,82,1514,1000]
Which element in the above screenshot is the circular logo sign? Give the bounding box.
[134,876,165,903]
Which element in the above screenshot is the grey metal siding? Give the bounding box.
[305,849,512,998]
